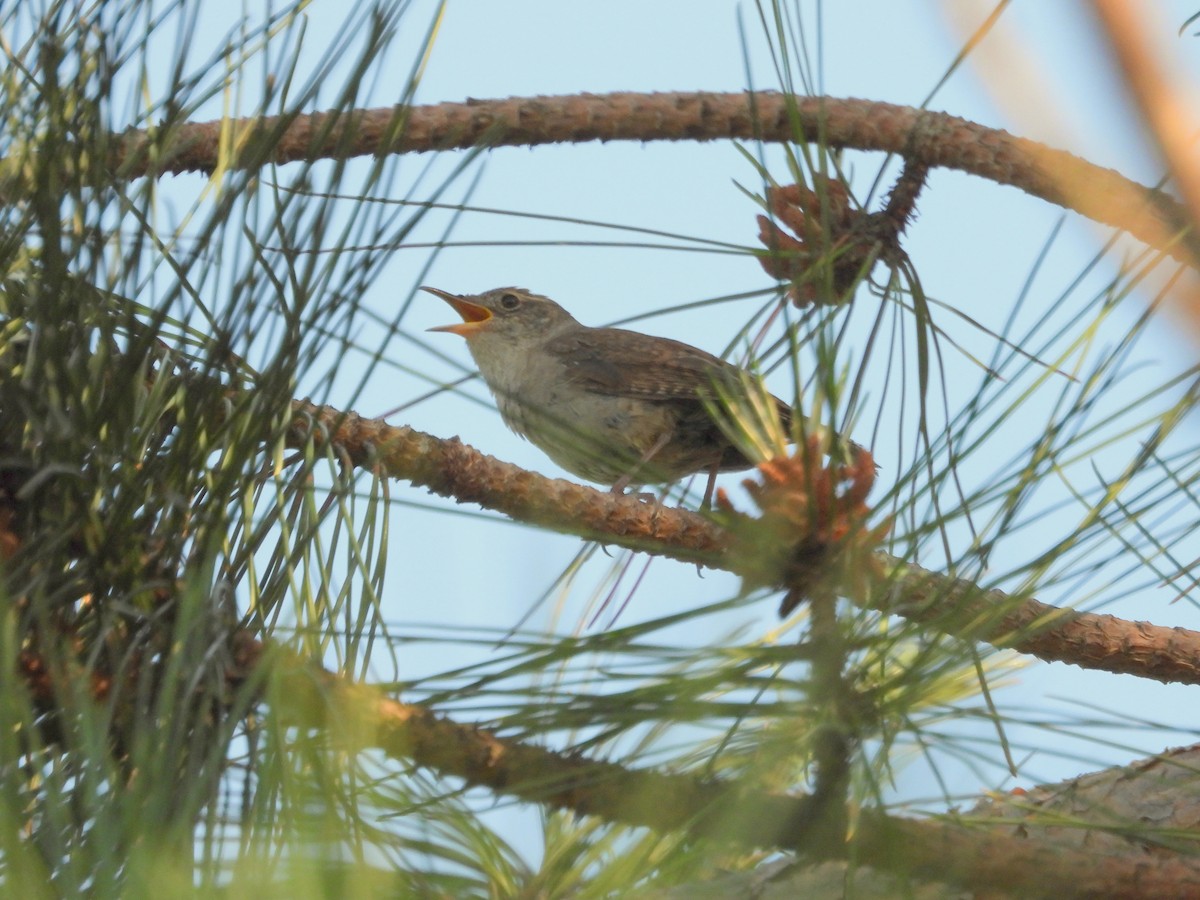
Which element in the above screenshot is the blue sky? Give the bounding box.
[369,0,1200,769]
[143,0,1200,861]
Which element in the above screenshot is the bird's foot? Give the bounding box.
[608,477,658,503]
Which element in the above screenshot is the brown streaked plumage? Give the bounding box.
[424,286,809,498]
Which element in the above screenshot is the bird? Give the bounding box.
[424,286,828,503]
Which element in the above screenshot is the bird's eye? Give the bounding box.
[499,292,521,310]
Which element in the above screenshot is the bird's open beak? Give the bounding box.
[422,286,492,337]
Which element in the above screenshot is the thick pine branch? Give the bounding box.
[236,633,1200,900]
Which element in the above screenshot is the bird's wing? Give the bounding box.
[546,327,792,419]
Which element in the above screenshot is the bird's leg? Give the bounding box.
[610,429,674,500]
[700,461,720,509]
[609,472,635,495]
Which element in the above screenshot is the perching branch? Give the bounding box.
[289,400,1200,686]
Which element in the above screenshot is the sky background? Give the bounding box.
[139,0,1200,863]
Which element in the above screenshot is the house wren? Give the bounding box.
[424,286,810,498]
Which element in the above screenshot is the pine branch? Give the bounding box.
[288,400,1200,686]
[237,631,1200,900]
[3,93,1185,265]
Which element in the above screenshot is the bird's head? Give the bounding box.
[423,286,578,351]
